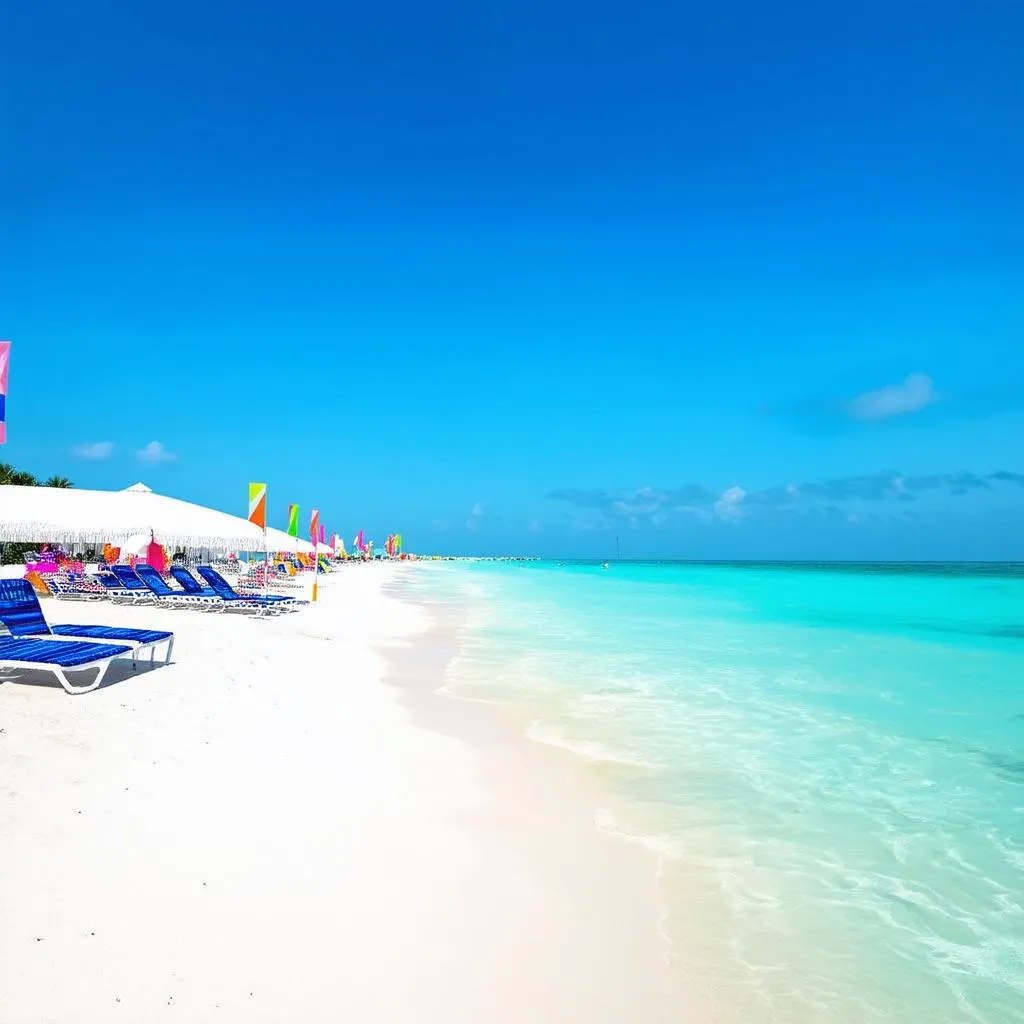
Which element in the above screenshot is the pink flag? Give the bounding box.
[0,341,9,444]
[318,523,325,545]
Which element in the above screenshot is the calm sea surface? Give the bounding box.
[408,561,1024,1023]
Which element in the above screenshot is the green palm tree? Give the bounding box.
[0,464,39,486]
[42,475,74,488]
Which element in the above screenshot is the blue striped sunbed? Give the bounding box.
[195,566,299,614]
[130,564,225,610]
[168,566,220,598]
[104,565,160,603]
[0,579,174,667]
[0,635,135,694]
[106,564,205,608]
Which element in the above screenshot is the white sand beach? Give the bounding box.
[0,565,687,1023]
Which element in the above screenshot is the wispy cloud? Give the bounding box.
[71,441,114,460]
[848,373,938,421]
[466,501,484,531]
[547,469,1022,528]
[762,371,946,434]
[548,485,715,520]
[714,486,746,521]
[989,470,1024,486]
[137,440,177,464]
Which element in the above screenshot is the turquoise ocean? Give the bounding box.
[408,561,1024,1023]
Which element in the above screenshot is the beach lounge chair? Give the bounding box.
[168,565,219,597]
[43,572,109,601]
[131,564,224,610]
[170,565,303,604]
[0,635,135,694]
[0,579,174,666]
[105,565,161,604]
[235,562,303,593]
[94,572,127,594]
[195,566,299,614]
[197,566,299,604]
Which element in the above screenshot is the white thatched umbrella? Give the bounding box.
[0,482,268,553]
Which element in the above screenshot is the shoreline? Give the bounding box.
[0,563,693,1022]
[375,572,695,1022]
[392,560,1024,1024]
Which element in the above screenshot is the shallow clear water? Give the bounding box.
[411,561,1024,1023]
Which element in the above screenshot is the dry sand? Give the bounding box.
[0,564,690,1022]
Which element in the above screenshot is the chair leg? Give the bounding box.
[53,660,111,694]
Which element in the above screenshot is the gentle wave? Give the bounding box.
[426,560,1024,1023]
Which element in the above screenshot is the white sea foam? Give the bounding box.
[433,560,1024,1022]
[524,719,656,768]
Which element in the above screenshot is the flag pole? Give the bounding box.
[310,509,320,602]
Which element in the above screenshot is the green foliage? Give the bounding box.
[0,462,41,486]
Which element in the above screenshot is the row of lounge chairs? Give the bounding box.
[53,564,304,614]
[0,563,313,695]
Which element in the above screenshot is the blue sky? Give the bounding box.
[3,0,1022,558]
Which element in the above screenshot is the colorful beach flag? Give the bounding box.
[310,508,320,544]
[0,341,10,444]
[287,504,299,538]
[247,482,267,530]
[318,522,326,545]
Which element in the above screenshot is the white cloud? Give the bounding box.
[137,440,177,464]
[71,441,114,460]
[465,502,485,531]
[849,373,938,420]
[714,485,747,521]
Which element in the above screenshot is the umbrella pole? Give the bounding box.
[263,526,268,598]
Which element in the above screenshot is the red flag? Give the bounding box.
[310,508,320,543]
